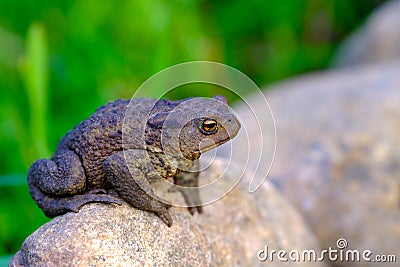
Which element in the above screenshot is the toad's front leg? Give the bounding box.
[174,160,203,215]
[103,150,173,227]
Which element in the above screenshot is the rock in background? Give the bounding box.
[233,63,400,266]
[230,2,400,265]
[10,159,324,267]
[333,0,400,67]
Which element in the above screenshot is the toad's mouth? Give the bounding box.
[198,138,217,153]
[198,136,230,153]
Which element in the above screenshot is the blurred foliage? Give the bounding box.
[0,0,385,257]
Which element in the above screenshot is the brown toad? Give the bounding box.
[28,96,241,226]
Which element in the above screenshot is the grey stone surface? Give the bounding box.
[10,159,324,267]
[230,62,400,266]
[334,0,400,67]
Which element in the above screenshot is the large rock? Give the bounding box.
[334,0,400,67]
[230,62,400,266]
[10,159,324,267]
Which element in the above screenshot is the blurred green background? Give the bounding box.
[0,0,385,262]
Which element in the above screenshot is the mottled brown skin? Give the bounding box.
[28,96,241,226]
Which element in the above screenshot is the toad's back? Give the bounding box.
[56,98,157,188]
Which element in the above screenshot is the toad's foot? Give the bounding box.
[29,184,122,217]
[64,191,123,213]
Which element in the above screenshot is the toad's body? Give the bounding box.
[28,96,240,226]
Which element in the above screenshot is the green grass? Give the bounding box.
[20,22,51,161]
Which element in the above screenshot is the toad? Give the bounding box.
[28,96,240,226]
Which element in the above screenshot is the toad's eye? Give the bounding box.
[200,118,218,135]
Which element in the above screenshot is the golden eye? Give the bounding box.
[200,118,218,134]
